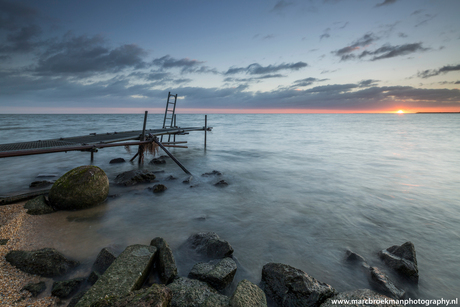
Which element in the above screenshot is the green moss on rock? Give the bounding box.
[49,165,109,210]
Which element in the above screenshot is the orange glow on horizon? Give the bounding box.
[397,110,404,113]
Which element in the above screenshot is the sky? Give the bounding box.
[0,0,459,114]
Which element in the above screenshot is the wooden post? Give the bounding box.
[173,114,177,142]
[138,111,148,165]
[204,115,207,149]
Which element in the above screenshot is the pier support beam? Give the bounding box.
[138,111,148,165]
[204,115,207,150]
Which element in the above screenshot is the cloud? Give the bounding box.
[333,33,379,60]
[415,14,436,27]
[398,32,408,38]
[292,77,328,87]
[417,64,460,79]
[320,28,330,40]
[225,62,308,75]
[358,43,429,61]
[151,55,218,74]
[0,0,38,31]
[375,0,398,7]
[271,0,293,12]
[263,34,275,40]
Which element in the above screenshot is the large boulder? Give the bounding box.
[49,165,109,210]
[24,195,55,215]
[188,257,237,291]
[229,279,267,307]
[261,263,337,307]
[378,242,418,283]
[150,237,178,284]
[88,246,118,285]
[5,248,79,277]
[167,277,226,307]
[367,266,405,299]
[320,289,403,307]
[183,232,234,260]
[89,284,172,307]
[22,281,46,297]
[51,278,85,299]
[114,169,156,186]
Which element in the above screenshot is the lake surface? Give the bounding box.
[0,113,459,300]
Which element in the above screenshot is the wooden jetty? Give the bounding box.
[0,93,211,173]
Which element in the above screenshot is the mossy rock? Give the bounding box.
[49,165,109,210]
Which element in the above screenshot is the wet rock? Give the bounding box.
[167,277,223,307]
[49,165,109,210]
[24,195,55,215]
[214,180,228,187]
[5,248,79,277]
[150,237,178,284]
[37,173,58,178]
[22,281,46,297]
[320,289,403,307]
[29,180,54,188]
[230,279,267,307]
[201,294,230,307]
[67,290,87,307]
[261,262,337,307]
[75,244,157,307]
[93,247,117,274]
[345,250,367,264]
[202,170,222,177]
[109,158,126,164]
[189,257,237,291]
[0,238,9,245]
[183,176,193,183]
[166,175,177,180]
[89,284,172,307]
[51,278,85,299]
[150,184,168,193]
[367,266,406,299]
[378,242,418,283]
[150,158,166,164]
[184,232,234,259]
[115,169,157,186]
[87,270,101,285]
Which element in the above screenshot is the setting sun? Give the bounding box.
[397,110,404,113]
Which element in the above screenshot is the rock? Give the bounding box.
[229,279,267,307]
[5,248,79,277]
[88,284,172,307]
[345,250,367,264]
[22,281,46,297]
[88,270,101,285]
[378,242,418,283]
[109,158,126,164]
[75,244,157,307]
[166,175,177,180]
[49,165,109,210]
[367,266,405,299]
[51,278,85,299]
[0,239,8,245]
[167,277,224,307]
[183,176,193,184]
[37,173,58,178]
[150,158,166,165]
[201,294,230,307]
[184,232,234,259]
[29,180,54,188]
[93,247,117,275]
[24,195,55,215]
[320,289,403,307]
[67,290,87,307]
[151,184,168,193]
[150,237,178,284]
[115,169,157,186]
[214,180,228,187]
[202,170,222,177]
[261,263,337,307]
[189,257,237,291]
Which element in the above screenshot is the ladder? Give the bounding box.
[161,92,177,142]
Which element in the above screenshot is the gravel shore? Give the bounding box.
[0,202,58,307]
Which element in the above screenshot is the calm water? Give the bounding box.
[0,113,459,300]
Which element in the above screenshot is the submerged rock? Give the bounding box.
[150,237,178,284]
[150,184,168,193]
[150,158,166,165]
[5,248,79,277]
[320,289,403,307]
[378,242,418,283]
[24,195,55,215]
[109,158,126,164]
[202,170,222,177]
[261,262,336,307]
[22,281,46,297]
[29,180,54,188]
[49,165,109,210]
[214,180,228,187]
[189,257,237,290]
[230,279,267,307]
[184,232,234,260]
[51,278,85,299]
[367,266,406,299]
[115,169,156,186]
[88,284,172,307]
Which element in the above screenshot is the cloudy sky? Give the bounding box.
[1,0,459,113]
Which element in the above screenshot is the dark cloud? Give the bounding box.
[417,64,460,79]
[225,62,308,75]
[398,32,408,38]
[320,28,330,40]
[292,77,328,87]
[333,33,379,60]
[358,43,428,61]
[224,74,285,84]
[271,0,293,12]
[375,0,398,7]
[0,0,38,31]
[34,33,148,75]
[151,55,218,74]
[263,34,275,40]
[415,14,436,27]
[359,79,379,87]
